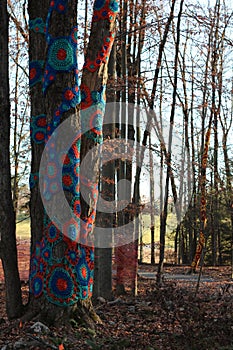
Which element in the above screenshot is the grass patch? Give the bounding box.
[141,214,175,248]
[15,214,176,246]
[16,217,30,239]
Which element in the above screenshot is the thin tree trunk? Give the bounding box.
[93,44,117,301]
[190,128,211,273]
[149,133,155,264]
[0,0,22,319]
[157,0,184,284]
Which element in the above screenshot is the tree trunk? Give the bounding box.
[190,128,211,273]
[93,44,117,301]
[149,134,155,265]
[157,0,184,284]
[0,0,22,319]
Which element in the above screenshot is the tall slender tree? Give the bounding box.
[157,0,184,284]
[0,0,22,319]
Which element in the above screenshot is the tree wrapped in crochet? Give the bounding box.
[27,0,118,326]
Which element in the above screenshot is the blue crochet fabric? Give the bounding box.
[30,114,47,144]
[29,60,44,87]
[42,33,78,95]
[29,18,46,34]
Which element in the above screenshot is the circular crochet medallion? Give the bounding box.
[62,172,74,189]
[29,61,43,87]
[29,17,46,34]
[94,0,106,11]
[109,0,119,13]
[66,248,80,266]
[45,265,77,305]
[41,245,52,262]
[49,181,60,194]
[75,258,90,286]
[35,114,46,127]
[34,130,46,143]
[71,196,81,217]
[30,274,44,298]
[63,217,80,243]
[46,222,61,243]
[48,38,75,71]
[47,161,58,179]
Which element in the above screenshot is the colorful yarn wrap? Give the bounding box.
[29,18,46,34]
[29,0,94,306]
[29,231,94,305]
[29,60,44,87]
[30,114,47,144]
[29,0,118,306]
[83,32,115,73]
[83,1,118,72]
[42,31,79,95]
[29,172,39,189]
[80,85,106,144]
[93,0,119,22]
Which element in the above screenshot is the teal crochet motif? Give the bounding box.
[29,18,46,34]
[29,173,39,189]
[29,60,44,87]
[42,33,78,94]
[48,38,75,71]
[93,0,119,22]
[81,85,106,143]
[30,114,47,144]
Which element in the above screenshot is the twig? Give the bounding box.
[195,244,207,296]
[26,333,58,350]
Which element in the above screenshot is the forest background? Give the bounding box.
[0,0,232,348]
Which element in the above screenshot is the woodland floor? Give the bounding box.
[0,241,233,349]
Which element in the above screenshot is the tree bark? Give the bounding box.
[157,0,184,284]
[93,44,117,301]
[0,0,22,319]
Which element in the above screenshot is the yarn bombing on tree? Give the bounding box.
[42,33,79,95]
[93,0,119,22]
[29,18,46,34]
[29,60,44,87]
[29,173,39,189]
[29,0,118,306]
[30,114,47,144]
[83,33,115,72]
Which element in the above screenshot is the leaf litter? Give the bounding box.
[0,265,232,350]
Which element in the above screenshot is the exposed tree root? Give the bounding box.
[21,297,101,329]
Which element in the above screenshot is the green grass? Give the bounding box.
[141,214,175,248]
[16,217,30,239]
[15,214,176,248]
